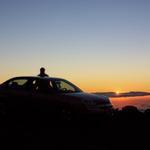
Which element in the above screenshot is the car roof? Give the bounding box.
[11,76,64,80]
[1,76,82,92]
[3,76,66,83]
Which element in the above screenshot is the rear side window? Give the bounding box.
[7,79,29,90]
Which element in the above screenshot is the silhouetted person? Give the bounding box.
[38,67,49,77]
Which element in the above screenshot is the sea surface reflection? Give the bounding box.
[110,95,150,111]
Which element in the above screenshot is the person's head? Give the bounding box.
[40,67,45,74]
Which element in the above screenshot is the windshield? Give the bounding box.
[52,79,82,93]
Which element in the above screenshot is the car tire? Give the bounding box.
[58,105,76,122]
[61,108,73,121]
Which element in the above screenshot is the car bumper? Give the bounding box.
[78,104,114,119]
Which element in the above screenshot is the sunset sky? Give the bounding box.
[0,0,150,92]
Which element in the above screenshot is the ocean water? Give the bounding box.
[110,95,150,111]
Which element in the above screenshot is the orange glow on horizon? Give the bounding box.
[1,73,150,93]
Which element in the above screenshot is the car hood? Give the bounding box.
[64,92,110,104]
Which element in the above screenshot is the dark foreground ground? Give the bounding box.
[0,106,150,150]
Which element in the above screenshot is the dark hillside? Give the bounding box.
[0,105,150,150]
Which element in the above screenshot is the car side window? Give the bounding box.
[55,80,76,93]
[7,79,29,90]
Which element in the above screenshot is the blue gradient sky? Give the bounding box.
[0,0,150,92]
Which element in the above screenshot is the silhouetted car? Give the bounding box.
[0,76,113,121]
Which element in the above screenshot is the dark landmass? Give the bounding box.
[94,91,150,97]
[1,105,150,150]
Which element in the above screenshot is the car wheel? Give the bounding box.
[61,108,72,121]
[59,106,76,122]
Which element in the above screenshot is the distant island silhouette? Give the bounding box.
[94,91,150,97]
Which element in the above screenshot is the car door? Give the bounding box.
[29,79,60,117]
[0,78,32,116]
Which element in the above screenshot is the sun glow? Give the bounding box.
[116,91,120,95]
